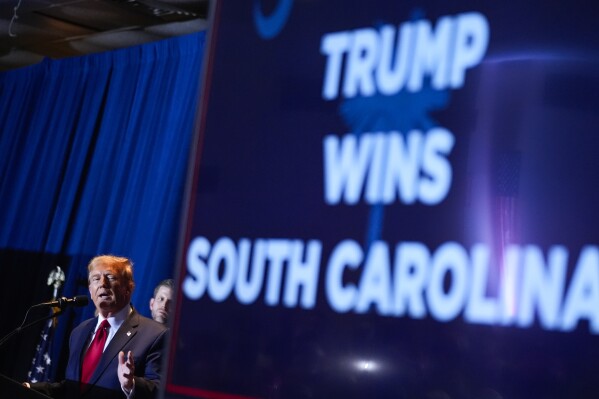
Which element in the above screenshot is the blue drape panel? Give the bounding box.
[0,31,205,378]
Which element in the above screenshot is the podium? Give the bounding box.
[0,373,53,399]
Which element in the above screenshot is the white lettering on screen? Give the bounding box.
[320,12,489,100]
[184,237,599,335]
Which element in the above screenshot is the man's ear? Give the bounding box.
[149,298,155,309]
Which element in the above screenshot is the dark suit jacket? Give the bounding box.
[32,307,168,399]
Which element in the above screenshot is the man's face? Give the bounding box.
[149,286,172,324]
[88,261,132,317]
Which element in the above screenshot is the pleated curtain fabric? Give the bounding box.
[0,31,205,379]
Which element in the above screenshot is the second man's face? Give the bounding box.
[150,286,172,324]
[88,261,132,317]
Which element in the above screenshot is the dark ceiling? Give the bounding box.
[0,0,209,71]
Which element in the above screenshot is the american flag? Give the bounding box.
[27,316,55,383]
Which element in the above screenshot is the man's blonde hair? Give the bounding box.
[87,254,135,291]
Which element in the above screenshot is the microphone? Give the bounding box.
[37,295,90,309]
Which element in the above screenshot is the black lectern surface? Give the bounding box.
[0,373,53,399]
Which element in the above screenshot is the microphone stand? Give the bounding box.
[0,306,64,349]
[0,266,67,350]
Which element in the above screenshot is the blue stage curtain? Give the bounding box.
[0,31,205,379]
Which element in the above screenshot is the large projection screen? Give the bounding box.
[166,1,599,398]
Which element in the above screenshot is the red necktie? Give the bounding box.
[81,319,110,384]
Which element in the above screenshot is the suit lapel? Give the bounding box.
[87,309,140,386]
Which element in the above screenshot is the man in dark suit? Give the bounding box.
[27,255,168,399]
